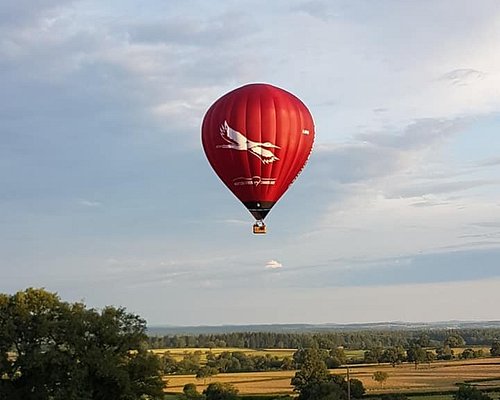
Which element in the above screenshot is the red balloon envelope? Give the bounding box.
[201,83,314,230]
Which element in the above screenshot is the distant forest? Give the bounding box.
[148,328,500,350]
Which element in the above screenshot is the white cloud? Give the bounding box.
[440,68,486,86]
[266,260,283,269]
[78,199,102,207]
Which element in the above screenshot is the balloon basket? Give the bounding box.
[252,221,267,234]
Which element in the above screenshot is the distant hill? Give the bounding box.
[147,320,500,336]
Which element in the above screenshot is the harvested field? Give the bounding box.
[165,370,295,395]
[349,358,500,394]
[164,357,500,396]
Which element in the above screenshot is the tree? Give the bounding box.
[363,347,383,364]
[295,380,345,400]
[196,366,218,384]
[161,351,179,373]
[347,378,365,399]
[372,370,389,387]
[414,333,431,347]
[425,350,436,363]
[291,348,330,392]
[445,333,465,348]
[436,345,454,360]
[381,347,405,367]
[206,341,216,350]
[293,375,364,400]
[291,349,365,400]
[325,348,346,369]
[490,340,500,356]
[460,348,477,359]
[281,356,294,370]
[0,288,164,400]
[454,384,492,400]
[406,346,427,369]
[178,351,203,374]
[203,382,238,400]
[183,383,202,400]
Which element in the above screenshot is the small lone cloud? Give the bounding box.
[265,260,283,269]
[440,68,485,86]
[78,199,102,207]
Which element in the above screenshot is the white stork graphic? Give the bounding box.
[216,121,280,164]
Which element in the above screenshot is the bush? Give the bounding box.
[454,384,492,400]
[203,382,239,400]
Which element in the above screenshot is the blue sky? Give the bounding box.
[1,0,500,325]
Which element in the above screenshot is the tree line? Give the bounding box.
[160,350,292,375]
[148,329,500,350]
[158,346,349,376]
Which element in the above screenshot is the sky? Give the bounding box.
[1,0,500,326]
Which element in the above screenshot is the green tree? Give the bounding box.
[196,366,218,384]
[490,340,500,356]
[460,348,478,359]
[294,375,364,400]
[414,333,431,347]
[445,333,465,348]
[291,348,330,392]
[325,348,346,369]
[0,288,164,400]
[203,382,238,400]
[183,383,202,400]
[381,347,405,367]
[291,349,365,400]
[363,347,383,364]
[281,356,294,370]
[436,345,454,360]
[206,341,216,350]
[425,350,436,363]
[372,370,389,386]
[160,351,179,374]
[178,351,202,374]
[454,384,492,400]
[347,378,365,399]
[295,380,345,400]
[406,346,427,369]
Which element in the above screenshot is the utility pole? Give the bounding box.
[347,365,351,400]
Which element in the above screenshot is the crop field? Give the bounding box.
[163,357,500,396]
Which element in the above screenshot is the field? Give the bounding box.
[163,356,500,397]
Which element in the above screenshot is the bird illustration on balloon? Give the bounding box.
[216,121,280,165]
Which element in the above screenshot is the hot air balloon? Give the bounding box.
[201,83,314,234]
